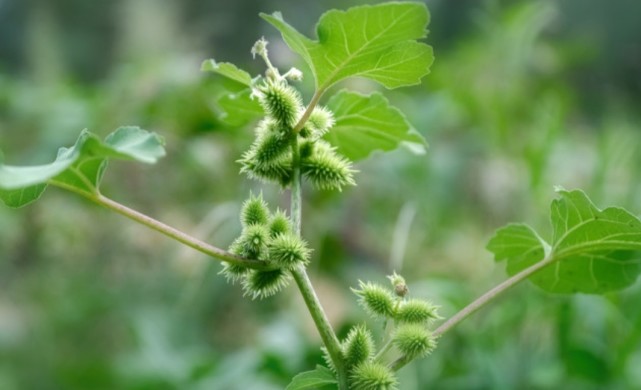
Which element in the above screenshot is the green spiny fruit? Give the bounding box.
[239,151,293,187]
[321,346,337,373]
[350,362,398,390]
[249,131,291,168]
[302,141,356,191]
[352,281,396,319]
[240,193,270,227]
[395,299,440,324]
[219,262,250,284]
[342,324,375,370]
[298,139,315,160]
[393,324,436,359]
[242,268,291,299]
[232,224,270,259]
[268,209,292,238]
[305,105,335,139]
[256,80,302,128]
[268,233,311,268]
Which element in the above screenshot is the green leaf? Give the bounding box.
[217,89,264,126]
[261,2,434,90]
[487,189,641,294]
[0,127,165,208]
[325,90,427,161]
[201,59,254,87]
[285,366,337,390]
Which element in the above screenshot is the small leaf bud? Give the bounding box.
[251,37,268,59]
[350,362,398,390]
[387,272,408,297]
[352,281,396,319]
[242,268,291,299]
[283,67,303,82]
[268,233,311,268]
[395,299,441,324]
[240,193,270,227]
[342,324,375,370]
[393,324,437,359]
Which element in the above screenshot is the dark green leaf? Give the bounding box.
[0,127,165,208]
[201,59,254,87]
[487,189,641,294]
[261,2,433,90]
[285,365,337,390]
[325,90,427,161]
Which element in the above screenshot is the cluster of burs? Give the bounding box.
[222,42,355,299]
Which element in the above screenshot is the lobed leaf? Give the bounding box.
[325,90,427,161]
[217,89,264,126]
[0,127,165,208]
[201,59,254,87]
[487,189,641,294]
[261,2,434,90]
[285,365,337,390]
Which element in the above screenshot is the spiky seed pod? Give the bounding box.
[393,324,437,359]
[240,193,270,227]
[219,262,250,284]
[302,141,356,191]
[352,281,396,319]
[232,224,270,259]
[250,132,291,168]
[307,106,335,139]
[395,299,441,324]
[254,118,282,137]
[256,81,303,128]
[242,268,291,299]
[342,325,375,371]
[268,233,311,268]
[350,362,398,390]
[239,152,293,187]
[268,209,292,238]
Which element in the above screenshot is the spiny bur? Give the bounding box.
[302,141,356,191]
[342,324,375,371]
[239,152,293,187]
[256,80,303,128]
[395,299,441,324]
[242,268,291,299]
[352,281,396,319]
[269,233,311,268]
[234,224,270,259]
[350,362,398,390]
[240,193,270,227]
[393,324,436,359]
[268,209,292,238]
[220,262,250,284]
[300,105,335,139]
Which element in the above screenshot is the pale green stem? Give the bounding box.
[288,137,348,389]
[373,337,394,362]
[389,255,557,372]
[293,88,325,134]
[48,180,271,270]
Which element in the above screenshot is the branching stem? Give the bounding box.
[48,180,271,270]
[390,254,557,371]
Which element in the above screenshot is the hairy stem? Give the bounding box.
[390,255,557,371]
[288,137,348,389]
[48,180,271,270]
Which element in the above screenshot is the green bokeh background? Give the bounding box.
[1,0,641,389]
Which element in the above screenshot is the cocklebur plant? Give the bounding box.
[2,2,641,389]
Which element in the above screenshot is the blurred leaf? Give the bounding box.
[325,90,426,161]
[0,127,165,208]
[285,365,337,390]
[201,59,254,87]
[488,188,641,293]
[261,2,433,90]
[218,89,264,126]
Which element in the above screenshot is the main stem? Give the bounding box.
[390,254,557,371]
[288,138,348,389]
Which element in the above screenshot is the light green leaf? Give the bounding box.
[487,189,641,294]
[0,127,165,208]
[285,365,337,390]
[261,2,433,90]
[201,59,254,87]
[325,90,427,161]
[217,89,264,126]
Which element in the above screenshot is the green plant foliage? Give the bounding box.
[285,365,337,390]
[261,2,434,90]
[487,188,641,293]
[201,59,253,87]
[325,90,426,161]
[217,89,263,126]
[0,127,165,207]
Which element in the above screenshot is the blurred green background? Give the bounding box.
[1,0,641,389]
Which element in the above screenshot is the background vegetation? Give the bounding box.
[1,0,640,388]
